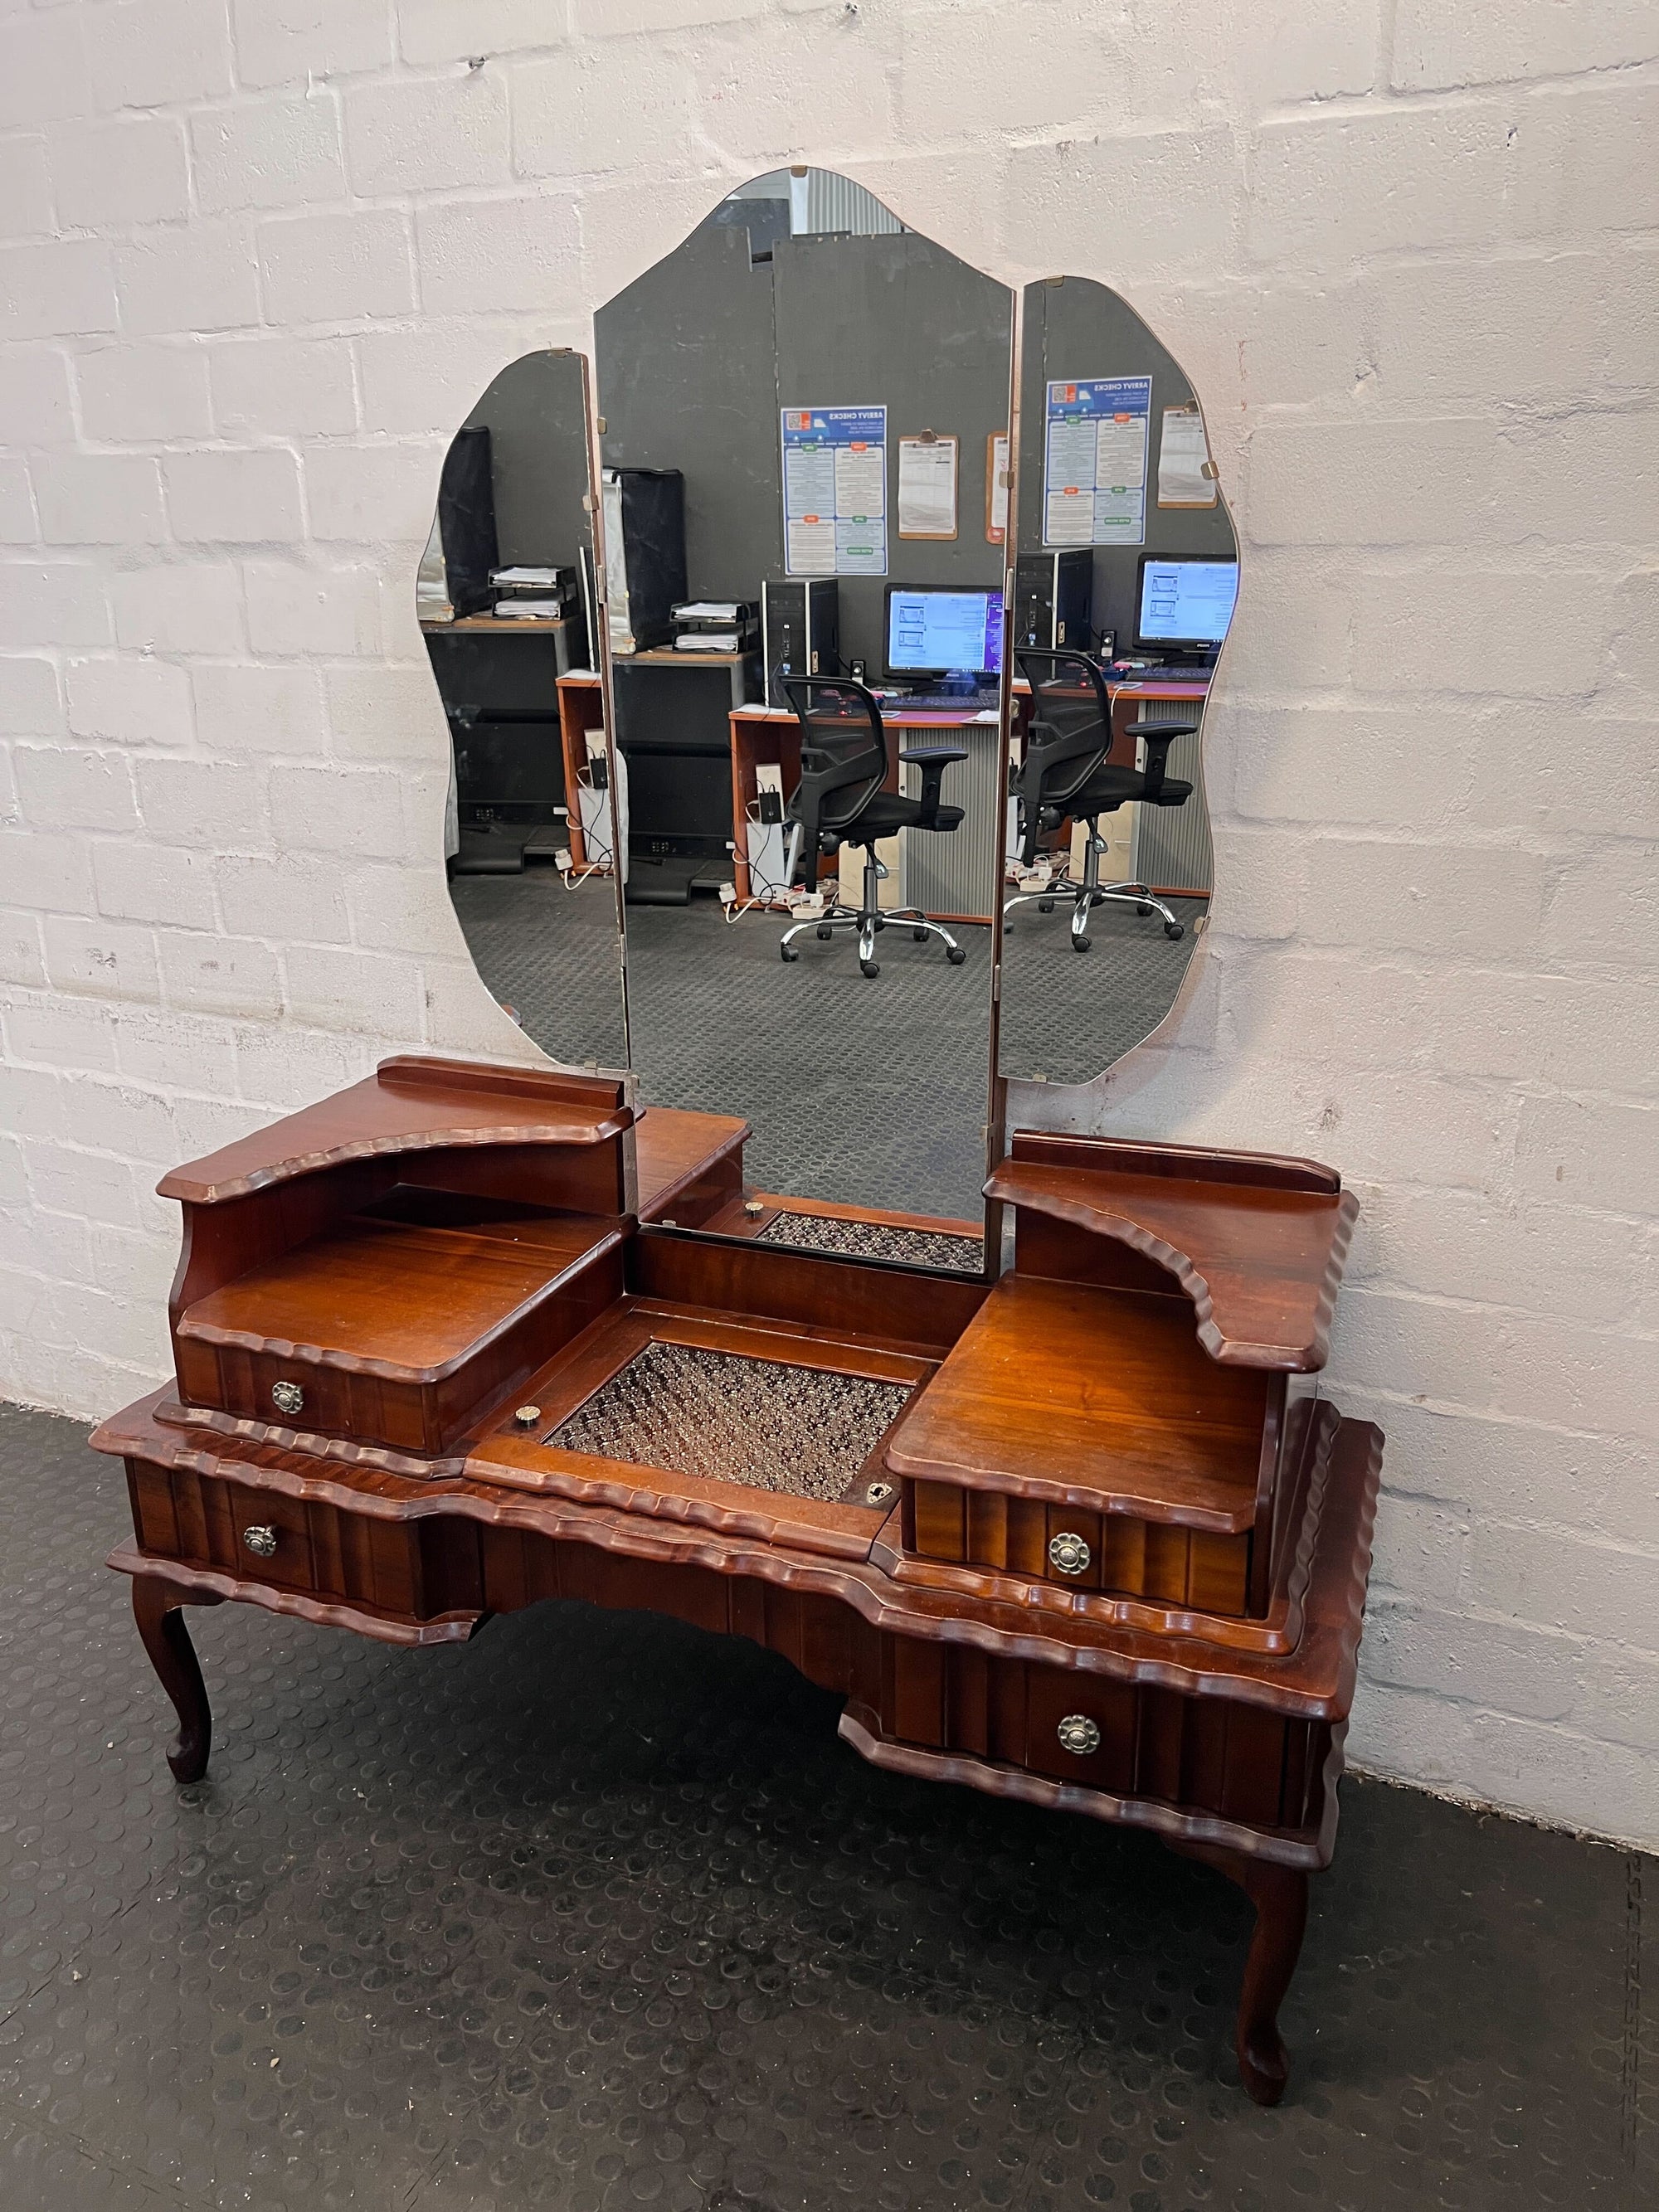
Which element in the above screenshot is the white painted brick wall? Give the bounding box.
[1,2,1655,1850]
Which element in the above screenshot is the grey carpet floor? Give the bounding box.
[449,868,1204,1220]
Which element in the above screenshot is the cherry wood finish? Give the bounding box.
[990,1133,1358,1371]
[634,1106,748,1228]
[131,1573,219,1784]
[96,1057,1384,2107]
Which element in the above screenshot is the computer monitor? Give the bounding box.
[884,586,1004,682]
[1134,556,1238,655]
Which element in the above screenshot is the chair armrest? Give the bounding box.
[898,744,967,829]
[1129,718,1198,804]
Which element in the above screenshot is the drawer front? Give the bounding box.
[907,1479,1250,1615]
[129,1459,428,1619]
[873,1636,1322,1835]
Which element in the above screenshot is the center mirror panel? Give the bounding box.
[593,171,1014,1273]
[425,349,628,1073]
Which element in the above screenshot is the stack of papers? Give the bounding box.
[494,599,563,620]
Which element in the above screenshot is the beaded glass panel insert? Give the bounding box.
[757,1212,985,1273]
[545,1340,912,1501]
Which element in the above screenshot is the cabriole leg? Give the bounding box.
[132,1576,216,1783]
[1174,1841,1311,2106]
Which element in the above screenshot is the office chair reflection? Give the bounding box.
[1007,649,1194,949]
[780,677,970,980]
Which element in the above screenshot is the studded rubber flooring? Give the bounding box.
[0,1400,1648,2212]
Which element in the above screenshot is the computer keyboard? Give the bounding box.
[1108,662,1214,684]
[885,690,1000,712]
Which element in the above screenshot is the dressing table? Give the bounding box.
[98,169,1384,2108]
[96,1057,1379,2108]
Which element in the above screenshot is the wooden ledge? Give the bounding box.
[988,1140,1359,1372]
[159,1055,633,1204]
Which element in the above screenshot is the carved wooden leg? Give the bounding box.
[132,1576,215,1783]
[1172,1841,1311,2106]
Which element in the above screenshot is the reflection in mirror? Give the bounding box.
[421,349,627,1072]
[592,169,1014,1271]
[999,278,1236,1087]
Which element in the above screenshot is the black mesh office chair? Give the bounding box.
[779,676,969,978]
[1006,649,1196,948]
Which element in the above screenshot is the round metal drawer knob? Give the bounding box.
[1057,1714,1101,1757]
[1048,1530,1091,1576]
[242,1524,279,1559]
[513,1405,542,1430]
[270,1380,304,1417]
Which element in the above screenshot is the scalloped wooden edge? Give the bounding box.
[108,1544,481,1647]
[158,1115,634,1205]
[95,1396,1383,1719]
[836,1709,1345,1870]
[984,1161,1359,1371]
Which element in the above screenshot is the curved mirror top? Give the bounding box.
[422,350,627,1074]
[592,168,1014,1273]
[999,276,1235,1087]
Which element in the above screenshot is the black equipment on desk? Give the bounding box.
[671,600,759,654]
[1014,549,1092,652]
[601,467,686,652]
[761,578,839,706]
[436,426,499,617]
[490,563,577,619]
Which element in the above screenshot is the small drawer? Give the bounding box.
[907,1480,1251,1615]
[129,1459,430,1620]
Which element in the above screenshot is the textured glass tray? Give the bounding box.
[546,1339,911,1501]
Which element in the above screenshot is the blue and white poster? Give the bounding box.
[781,405,887,576]
[1043,376,1152,547]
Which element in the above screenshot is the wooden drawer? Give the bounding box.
[867,1636,1324,1835]
[129,1459,430,1620]
[173,1216,623,1456]
[907,1479,1251,1615]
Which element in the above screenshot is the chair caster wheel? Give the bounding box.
[859,959,879,978]
[1136,902,1152,916]
[912,926,929,941]
[1165,921,1185,941]
[946,946,966,966]
[1071,935,1092,954]
[816,926,832,940]
[781,946,798,962]
[1038,898,1054,913]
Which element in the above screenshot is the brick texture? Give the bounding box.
[0,2,1654,1850]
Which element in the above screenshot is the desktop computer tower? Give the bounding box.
[761,578,839,706]
[1013,549,1092,653]
[601,468,687,654]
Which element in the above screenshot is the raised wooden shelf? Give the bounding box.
[885,1275,1265,1531]
[160,1056,632,1205]
[987,1134,1359,1372]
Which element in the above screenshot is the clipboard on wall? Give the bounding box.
[1156,401,1219,509]
[897,430,959,540]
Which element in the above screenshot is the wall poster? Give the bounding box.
[1043,375,1152,547]
[781,405,888,576]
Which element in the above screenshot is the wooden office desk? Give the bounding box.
[95,1059,1382,2108]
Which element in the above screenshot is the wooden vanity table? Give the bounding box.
[95,1053,1380,2107]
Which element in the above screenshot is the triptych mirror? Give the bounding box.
[422,169,1237,1274]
